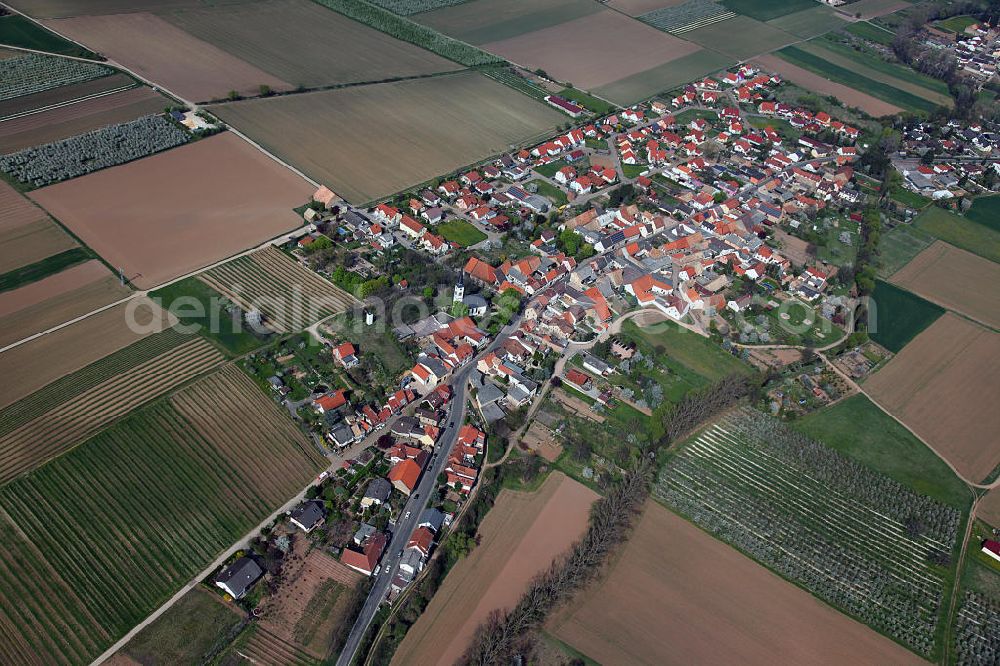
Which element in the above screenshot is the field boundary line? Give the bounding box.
[0,84,137,122]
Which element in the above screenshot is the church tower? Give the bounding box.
[453,272,465,304]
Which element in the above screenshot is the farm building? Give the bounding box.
[215,557,264,599]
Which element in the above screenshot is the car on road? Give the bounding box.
[404,511,411,519]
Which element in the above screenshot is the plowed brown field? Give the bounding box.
[30,132,312,288]
[0,337,223,484]
[0,86,167,153]
[0,297,173,408]
[866,314,1000,483]
[44,12,290,101]
[548,502,925,665]
[0,179,77,273]
[392,472,598,666]
[0,74,134,118]
[0,260,130,347]
[890,241,1000,329]
[754,54,903,116]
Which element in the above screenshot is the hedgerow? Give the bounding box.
[366,0,471,15]
[0,53,111,101]
[1,114,189,187]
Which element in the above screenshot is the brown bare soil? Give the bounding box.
[0,86,167,153]
[548,502,924,665]
[836,0,909,19]
[483,10,700,90]
[774,228,813,265]
[979,490,1000,528]
[552,389,604,423]
[0,336,222,484]
[0,297,173,408]
[200,246,356,333]
[7,0,253,19]
[393,472,598,666]
[754,54,904,116]
[0,179,77,272]
[257,540,362,660]
[522,421,562,462]
[0,260,130,347]
[606,0,685,16]
[0,74,134,118]
[866,314,1000,482]
[44,12,291,101]
[890,241,1000,329]
[161,0,459,90]
[213,72,562,204]
[30,132,312,289]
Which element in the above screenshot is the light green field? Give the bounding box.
[682,15,797,60]
[878,224,934,278]
[766,5,847,38]
[845,20,896,45]
[935,15,978,34]
[914,206,1000,264]
[594,49,736,104]
[437,218,487,246]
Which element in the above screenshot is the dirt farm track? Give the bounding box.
[547,502,924,665]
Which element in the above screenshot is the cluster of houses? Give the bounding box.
[897,118,1000,200]
[926,20,999,82]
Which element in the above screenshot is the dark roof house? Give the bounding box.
[215,557,263,599]
[289,500,326,532]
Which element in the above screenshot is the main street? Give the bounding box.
[335,322,517,666]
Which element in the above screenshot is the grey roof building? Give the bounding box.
[418,508,445,533]
[290,500,326,532]
[363,478,392,506]
[215,557,263,599]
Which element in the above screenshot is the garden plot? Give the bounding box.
[656,408,962,657]
[200,246,356,333]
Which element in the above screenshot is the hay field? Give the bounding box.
[161,0,459,89]
[754,53,903,116]
[0,365,327,663]
[7,0,253,19]
[866,314,1000,483]
[682,15,796,60]
[890,241,1000,329]
[0,298,172,407]
[201,246,357,333]
[0,85,167,153]
[45,12,291,101]
[0,336,222,484]
[482,10,700,92]
[30,132,312,289]
[214,72,562,203]
[416,0,602,45]
[0,178,76,273]
[0,260,130,347]
[549,502,924,665]
[392,472,598,665]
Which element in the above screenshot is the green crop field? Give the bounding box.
[765,5,846,38]
[965,195,1000,233]
[845,20,896,45]
[793,394,971,508]
[878,224,935,278]
[0,366,325,663]
[914,206,1000,264]
[810,37,951,99]
[935,15,978,34]
[558,87,615,115]
[0,246,92,293]
[593,50,735,105]
[526,178,568,205]
[0,14,99,58]
[869,279,943,352]
[890,183,932,210]
[437,218,487,246]
[722,0,817,21]
[482,66,548,101]
[776,45,940,114]
[414,0,602,45]
[621,318,750,382]
[683,15,796,60]
[657,408,962,658]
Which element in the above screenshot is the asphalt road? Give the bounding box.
[336,323,516,666]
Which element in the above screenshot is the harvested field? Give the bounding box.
[30,132,312,289]
[416,0,603,45]
[482,10,700,91]
[548,502,925,665]
[45,13,291,101]
[7,0,254,19]
[0,177,76,273]
[836,0,909,20]
[0,365,326,663]
[256,544,362,660]
[0,73,134,119]
[0,336,222,484]
[890,241,1000,329]
[681,15,796,60]
[594,49,734,103]
[213,72,562,203]
[866,314,1000,484]
[393,472,598,665]
[0,85,167,153]
[754,53,903,116]
[162,0,459,89]
[200,246,356,333]
[0,259,129,347]
[0,297,172,407]
[607,0,686,15]
[118,586,244,666]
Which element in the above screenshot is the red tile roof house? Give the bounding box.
[312,389,347,413]
[342,532,387,576]
[564,368,592,391]
[388,458,423,495]
[407,526,435,558]
[333,342,358,368]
